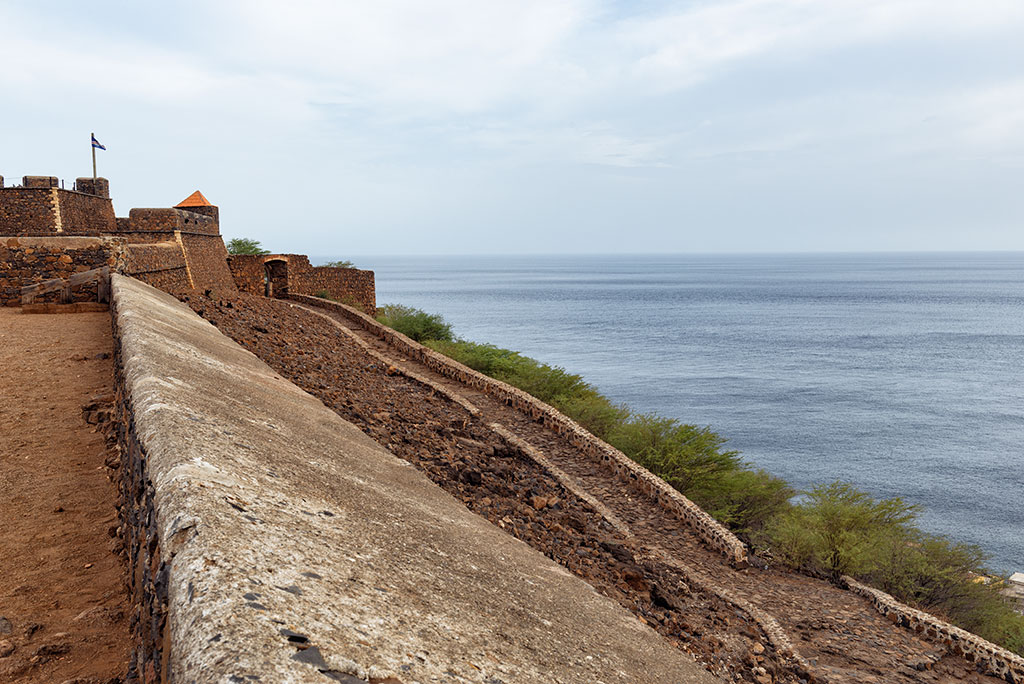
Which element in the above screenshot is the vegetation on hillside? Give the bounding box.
[376,302,1024,656]
[377,304,453,343]
[321,259,356,269]
[226,237,270,255]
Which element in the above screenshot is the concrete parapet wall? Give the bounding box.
[843,576,1024,682]
[110,274,716,684]
[288,294,749,567]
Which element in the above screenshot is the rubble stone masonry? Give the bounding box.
[0,236,122,306]
[0,187,115,235]
[0,189,57,234]
[126,208,219,236]
[229,254,375,314]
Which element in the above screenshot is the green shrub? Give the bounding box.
[865,531,1024,654]
[314,290,337,301]
[607,415,742,495]
[322,259,355,269]
[695,467,793,535]
[376,304,453,343]
[762,482,920,579]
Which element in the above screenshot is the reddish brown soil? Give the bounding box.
[0,309,128,684]
[182,292,1003,684]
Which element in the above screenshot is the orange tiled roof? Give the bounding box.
[175,190,212,208]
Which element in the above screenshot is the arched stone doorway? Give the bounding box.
[264,259,288,298]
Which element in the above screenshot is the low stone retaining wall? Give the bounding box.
[292,294,1024,682]
[289,294,750,567]
[1,236,122,306]
[110,275,716,683]
[843,576,1024,682]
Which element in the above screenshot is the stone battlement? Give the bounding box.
[1,172,372,312]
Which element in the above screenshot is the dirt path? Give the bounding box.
[184,292,1003,684]
[0,309,128,683]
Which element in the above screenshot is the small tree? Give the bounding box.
[227,238,270,255]
[764,481,919,578]
[322,259,355,269]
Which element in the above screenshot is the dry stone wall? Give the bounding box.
[57,190,117,234]
[303,266,376,313]
[122,243,191,293]
[0,236,122,306]
[0,188,57,234]
[226,255,264,294]
[179,234,237,294]
[125,208,218,236]
[843,576,1024,683]
[0,187,115,235]
[229,255,375,315]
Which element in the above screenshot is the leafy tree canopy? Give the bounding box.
[226,238,270,255]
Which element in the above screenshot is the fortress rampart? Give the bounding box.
[0,178,116,236]
[109,274,709,683]
[1,172,373,311]
[230,253,376,315]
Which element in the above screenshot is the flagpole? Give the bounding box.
[92,132,97,182]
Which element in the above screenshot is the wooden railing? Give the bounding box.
[20,266,110,306]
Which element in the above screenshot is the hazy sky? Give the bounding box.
[2,1,1022,255]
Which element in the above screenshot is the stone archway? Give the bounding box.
[264,259,288,298]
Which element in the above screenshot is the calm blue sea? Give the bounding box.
[325,253,1024,574]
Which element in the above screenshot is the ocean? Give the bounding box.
[328,253,1023,574]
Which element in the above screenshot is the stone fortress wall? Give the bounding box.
[229,253,376,315]
[1,173,371,310]
[109,274,707,683]
[0,175,237,300]
[0,236,123,306]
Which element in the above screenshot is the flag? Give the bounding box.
[91,134,106,151]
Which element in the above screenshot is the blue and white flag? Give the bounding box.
[91,134,106,150]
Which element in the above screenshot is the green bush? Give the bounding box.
[762,482,919,579]
[759,481,1024,655]
[322,259,355,269]
[314,290,337,301]
[376,304,453,343]
[695,467,793,535]
[866,530,1024,653]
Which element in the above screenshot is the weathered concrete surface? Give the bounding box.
[112,274,720,684]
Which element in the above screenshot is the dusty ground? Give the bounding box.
[183,291,1004,684]
[0,308,128,683]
